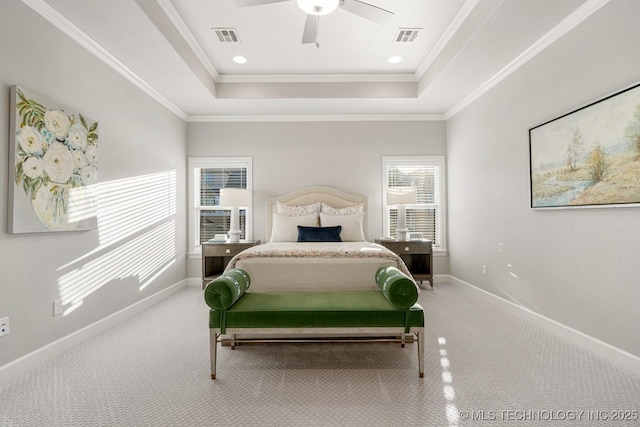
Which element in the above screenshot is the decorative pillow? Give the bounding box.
[319,212,365,242]
[275,201,320,217]
[320,202,364,216]
[375,266,419,309]
[270,212,318,242]
[204,269,251,310]
[297,226,342,242]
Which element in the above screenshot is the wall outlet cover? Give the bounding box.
[53,300,63,316]
[0,317,9,337]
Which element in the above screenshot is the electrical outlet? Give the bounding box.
[0,317,9,337]
[482,265,488,276]
[53,299,63,316]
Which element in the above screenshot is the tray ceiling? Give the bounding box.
[30,0,603,120]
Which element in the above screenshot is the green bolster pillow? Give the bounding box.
[375,266,419,309]
[204,269,251,310]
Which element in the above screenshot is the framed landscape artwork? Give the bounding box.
[8,86,98,233]
[529,82,640,209]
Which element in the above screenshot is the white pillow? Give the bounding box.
[270,212,318,242]
[275,201,320,217]
[320,202,364,215]
[319,212,365,242]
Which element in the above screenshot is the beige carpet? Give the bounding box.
[1,282,639,426]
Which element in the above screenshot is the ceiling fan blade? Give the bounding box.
[235,0,290,7]
[340,0,394,25]
[301,14,319,44]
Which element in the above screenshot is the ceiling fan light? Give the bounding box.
[296,0,339,16]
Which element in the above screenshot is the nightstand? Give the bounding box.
[201,240,260,289]
[375,239,433,289]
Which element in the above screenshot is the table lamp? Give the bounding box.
[219,188,251,243]
[386,187,417,241]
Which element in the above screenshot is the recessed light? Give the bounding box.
[233,56,247,64]
[388,56,402,64]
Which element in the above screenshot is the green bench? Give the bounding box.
[204,267,425,379]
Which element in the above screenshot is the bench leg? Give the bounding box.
[416,328,424,378]
[210,329,218,380]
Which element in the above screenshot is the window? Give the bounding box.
[383,156,446,250]
[188,157,252,253]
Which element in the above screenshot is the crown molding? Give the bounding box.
[216,73,417,84]
[445,0,611,119]
[187,114,445,123]
[20,0,189,121]
[415,0,481,80]
[155,0,219,80]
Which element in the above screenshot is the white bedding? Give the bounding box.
[224,241,415,293]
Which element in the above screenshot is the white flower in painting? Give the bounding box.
[72,149,87,169]
[17,126,45,154]
[79,165,97,185]
[23,156,43,179]
[44,109,70,140]
[43,142,74,183]
[67,123,88,151]
[85,145,98,166]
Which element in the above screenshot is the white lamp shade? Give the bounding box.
[219,188,251,207]
[296,0,339,15]
[386,187,417,205]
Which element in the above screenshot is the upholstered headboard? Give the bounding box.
[266,186,369,241]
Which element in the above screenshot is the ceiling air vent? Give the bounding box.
[213,28,240,43]
[394,28,421,43]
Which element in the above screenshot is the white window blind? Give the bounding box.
[383,156,445,249]
[189,157,252,252]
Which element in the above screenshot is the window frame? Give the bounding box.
[188,157,253,254]
[382,155,446,252]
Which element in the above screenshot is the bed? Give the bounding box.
[223,186,417,293]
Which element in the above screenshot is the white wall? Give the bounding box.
[0,2,187,368]
[187,120,447,278]
[447,0,640,358]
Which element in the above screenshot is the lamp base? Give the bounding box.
[396,228,409,242]
[228,230,240,243]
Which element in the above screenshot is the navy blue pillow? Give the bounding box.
[297,226,342,242]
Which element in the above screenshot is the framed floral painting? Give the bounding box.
[8,86,98,233]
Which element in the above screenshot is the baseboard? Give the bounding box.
[0,280,188,388]
[446,275,640,377]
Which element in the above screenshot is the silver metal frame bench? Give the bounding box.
[204,268,425,379]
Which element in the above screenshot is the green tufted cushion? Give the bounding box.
[209,291,424,331]
[374,266,419,309]
[204,269,251,310]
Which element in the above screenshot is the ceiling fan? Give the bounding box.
[235,0,394,47]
